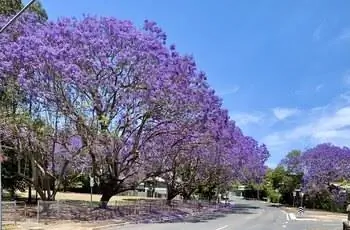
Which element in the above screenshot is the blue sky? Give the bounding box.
[29,0,350,168]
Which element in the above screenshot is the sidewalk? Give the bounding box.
[282,206,347,221]
[14,220,128,230]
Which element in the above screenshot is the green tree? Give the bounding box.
[0,0,47,20]
[0,0,22,15]
[280,149,302,174]
[262,150,303,205]
[0,0,48,202]
[263,168,282,203]
[28,1,47,20]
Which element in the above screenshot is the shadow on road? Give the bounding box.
[23,200,261,225]
[124,203,261,224]
[268,204,283,208]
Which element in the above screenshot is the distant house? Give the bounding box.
[232,185,247,197]
[144,177,167,198]
[132,177,167,198]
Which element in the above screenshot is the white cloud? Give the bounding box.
[219,85,240,96]
[262,133,286,147]
[230,112,263,126]
[263,104,350,150]
[272,107,300,120]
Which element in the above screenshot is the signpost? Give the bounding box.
[292,191,296,207]
[300,191,304,207]
[89,175,94,208]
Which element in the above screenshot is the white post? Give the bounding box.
[37,200,40,223]
[89,175,94,208]
[300,192,304,207]
[14,201,17,225]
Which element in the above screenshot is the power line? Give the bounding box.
[0,0,37,34]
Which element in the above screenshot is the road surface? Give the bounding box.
[105,199,343,230]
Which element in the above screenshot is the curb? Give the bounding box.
[289,213,296,220]
[90,221,129,230]
[288,213,319,221]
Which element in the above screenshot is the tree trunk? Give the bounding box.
[100,191,114,209]
[27,185,32,203]
[63,182,67,192]
[10,188,15,200]
[166,189,178,206]
[182,193,191,201]
[182,187,196,202]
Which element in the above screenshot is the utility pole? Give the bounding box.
[0,0,37,33]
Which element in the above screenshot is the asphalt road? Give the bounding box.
[106,200,343,230]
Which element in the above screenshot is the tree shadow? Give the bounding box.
[268,204,283,208]
[9,200,261,225]
[121,202,261,224]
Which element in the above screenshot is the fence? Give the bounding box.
[1,201,28,225]
[37,200,61,222]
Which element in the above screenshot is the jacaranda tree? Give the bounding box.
[301,143,350,195]
[0,13,270,207]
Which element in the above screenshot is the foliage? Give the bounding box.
[1,146,26,198]
[0,0,47,19]
[0,13,269,207]
[0,0,22,16]
[262,165,302,204]
[301,143,350,194]
[279,149,302,174]
[267,146,350,212]
[0,0,48,202]
[299,143,350,211]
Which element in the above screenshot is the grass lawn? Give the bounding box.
[13,190,160,203]
[3,225,18,230]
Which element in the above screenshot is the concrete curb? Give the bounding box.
[288,213,318,221]
[288,213,296,220]
[90,221,129,230]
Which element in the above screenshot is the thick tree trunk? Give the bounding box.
[167,193,178,205]
[182,193,191,201]
[100,191,114,209]
[63,182,67,192]
[10,188,15,200]
[166,188,178,206]
[182,188,196,201]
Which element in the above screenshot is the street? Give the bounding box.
[106,200,343,230]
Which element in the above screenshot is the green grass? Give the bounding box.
[4,190,162,204]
